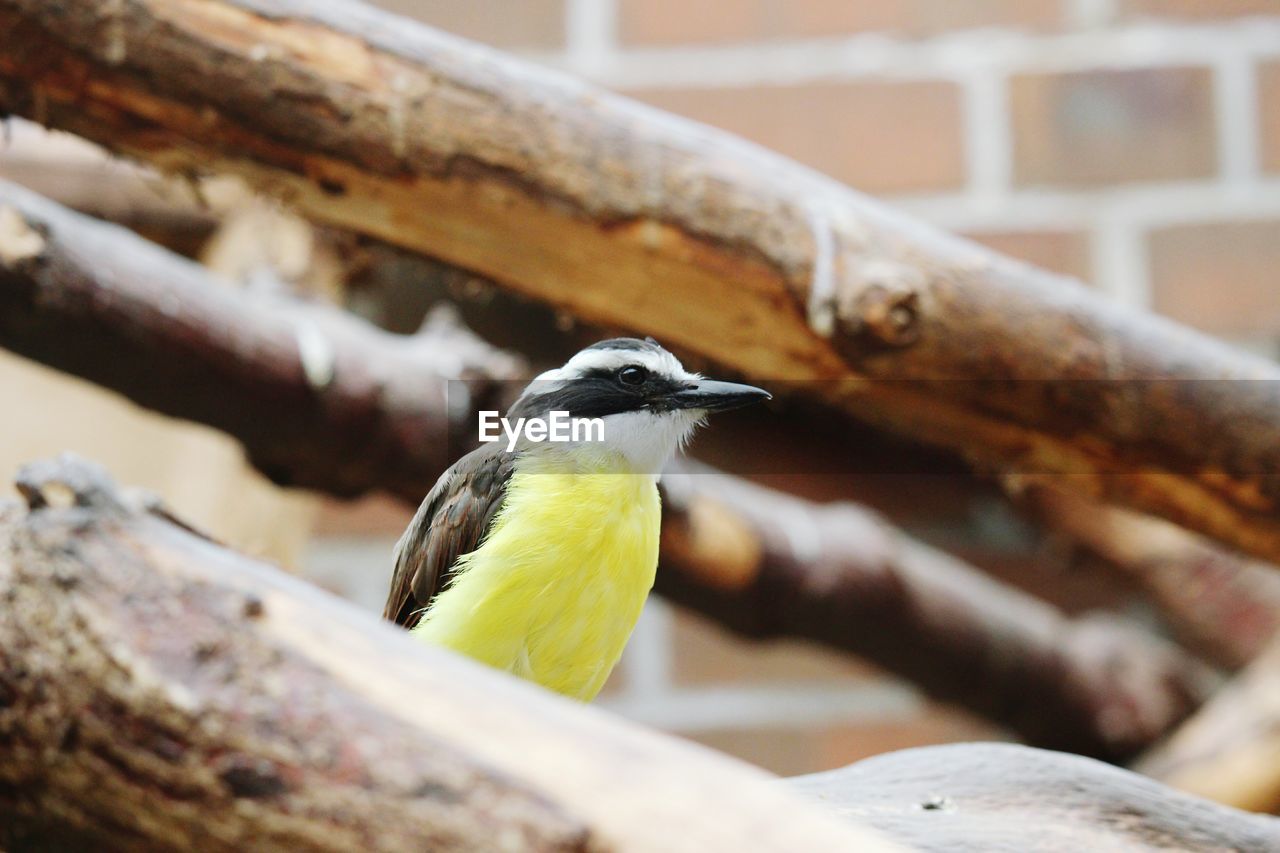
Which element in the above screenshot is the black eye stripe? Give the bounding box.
[509,372,688,419]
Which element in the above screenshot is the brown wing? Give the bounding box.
[383,442,516,629]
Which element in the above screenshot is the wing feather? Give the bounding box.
[383,443,516,630]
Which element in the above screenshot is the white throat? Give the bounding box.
[524,409,703,478]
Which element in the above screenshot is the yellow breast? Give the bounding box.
[411,460,661,700]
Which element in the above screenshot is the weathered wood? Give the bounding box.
[1138,638,1280,814]
[3,0,1280,562]
[790,742,1280,851]
[1015,480,1280,669]
[0,455,894,852]
[0,179,524,501]
[0,183,1216,759]
[659,464,1217,762]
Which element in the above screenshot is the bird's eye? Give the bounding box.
[618,365,648,387]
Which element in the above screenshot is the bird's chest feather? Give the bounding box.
[413,468,661,700]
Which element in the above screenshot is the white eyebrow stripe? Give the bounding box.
[564,348,675,376]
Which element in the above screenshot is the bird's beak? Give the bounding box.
[669,379,772,413]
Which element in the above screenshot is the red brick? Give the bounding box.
[366,0,565,50]
[963,229,1093,281]
[1149,219,1280,336]
[628,80,965,194]
[1010,67,1216,187]
[1260,62,1280,175]
[619,0,1062,46]
[671,609,877,687]
[1120,0,1280,21]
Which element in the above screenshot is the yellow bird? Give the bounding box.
[383,338,769,700]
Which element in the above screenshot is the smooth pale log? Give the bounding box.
[0,183,1215,759]
[791,742,1280,851]
[2,0,1280,563]
[0,455,895,852]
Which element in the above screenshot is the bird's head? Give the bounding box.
[508,337,770,473]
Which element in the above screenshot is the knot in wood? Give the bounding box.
[838,261,923,348]
[15,453,127,513]
[0,205,47,266]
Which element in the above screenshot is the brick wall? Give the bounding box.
[324,1,1280,774]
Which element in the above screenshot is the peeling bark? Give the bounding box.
[3,0,1280,562]
[0,456,892,852]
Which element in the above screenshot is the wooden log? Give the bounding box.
[0,183,1216,759]
[0,179,525,501]
[3,0,1280,563]
[1138,638,1280,813]
[658,464,1217,762]
[790,742,1280,851]
[1014,480,1280,669]
[0,455,894,851]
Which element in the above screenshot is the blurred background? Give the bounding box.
[2,0,1279,775]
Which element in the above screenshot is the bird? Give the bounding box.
[383,337,770,701]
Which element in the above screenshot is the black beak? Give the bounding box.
[670,379,772,413]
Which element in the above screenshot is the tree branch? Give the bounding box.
[0,179,524,500]
[1137,637,1280,813]
[0,455,892,851]
[3,0,1280,562]
[0,182,1216,760]
[1014,481,1280,670]
[659,465,1216,761]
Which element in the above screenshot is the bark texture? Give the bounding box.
[0,183,1216,760]
[790,742,1280,851]
[3,0,1280,562]
[0,455,892,852]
